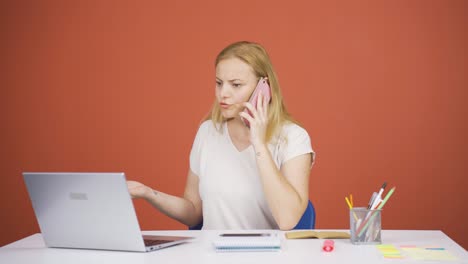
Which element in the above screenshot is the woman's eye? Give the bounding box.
[233,83,241,88]
[216,81,221,87]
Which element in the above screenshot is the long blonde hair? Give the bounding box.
[207,41,297,143]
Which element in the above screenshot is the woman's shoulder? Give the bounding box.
[279,121,309,137]
[196,120,222,135]
[199,119,213,129]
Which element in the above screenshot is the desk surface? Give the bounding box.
[1,230,467,264]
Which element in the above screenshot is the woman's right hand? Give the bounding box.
[127,180,153,199]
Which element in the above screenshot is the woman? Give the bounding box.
[128,41,314,230]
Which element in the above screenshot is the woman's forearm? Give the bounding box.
[143,190,201,227]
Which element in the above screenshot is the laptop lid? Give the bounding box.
[22,172,193,252]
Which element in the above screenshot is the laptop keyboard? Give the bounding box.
[144,239,172,246]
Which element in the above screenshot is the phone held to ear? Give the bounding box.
[242,77,272,127]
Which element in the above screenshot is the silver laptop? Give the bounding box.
[22,172,194,252]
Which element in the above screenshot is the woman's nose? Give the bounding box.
[219,84,231,98]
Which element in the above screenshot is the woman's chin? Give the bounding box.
[221,110,239,119]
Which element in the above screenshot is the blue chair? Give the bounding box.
[189,221,204,230]
[188,200,315,230]
[293,200,316,229]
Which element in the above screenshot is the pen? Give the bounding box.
[377,182,387,197]
[376,186,394,211]
[367,192,377,209]
[370,182,387,209]
[357,187,396,237]
[358,187,395,236]
[220,233,271,237]
[363,182,387,234]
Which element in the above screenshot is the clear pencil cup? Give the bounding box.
[350,207,382,245]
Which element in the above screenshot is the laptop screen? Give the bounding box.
[23,172,193,252]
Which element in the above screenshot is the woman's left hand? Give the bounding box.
[239,91,269,149]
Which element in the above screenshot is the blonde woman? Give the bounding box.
[128,41,315,230]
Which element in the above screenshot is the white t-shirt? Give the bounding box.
[189,120,314,230]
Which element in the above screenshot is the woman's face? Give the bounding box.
[215,58,258,120]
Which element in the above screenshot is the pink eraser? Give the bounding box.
[322,239,334,252]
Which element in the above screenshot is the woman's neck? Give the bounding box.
[227,118,250,139]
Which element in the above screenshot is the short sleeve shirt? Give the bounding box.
[189,120,314,229]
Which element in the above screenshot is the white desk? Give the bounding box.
[1,230,467,264]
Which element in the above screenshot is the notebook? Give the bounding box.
[285,230,351,239]
[22,172,194,252]
[213,232,281,252]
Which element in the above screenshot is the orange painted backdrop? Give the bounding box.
[2,0,467,249]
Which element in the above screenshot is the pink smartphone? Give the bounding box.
[242,77,272,127]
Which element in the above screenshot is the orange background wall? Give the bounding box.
[2,0,467,249]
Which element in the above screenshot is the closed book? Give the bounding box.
[213,233,281,252]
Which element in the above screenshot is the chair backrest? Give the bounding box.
[188,221,203,230]
[188,200,316,230]
[292,200,316,229]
